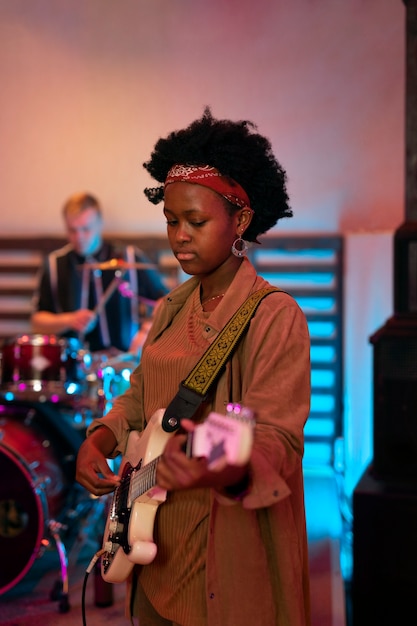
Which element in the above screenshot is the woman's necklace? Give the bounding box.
[201,293,225,305]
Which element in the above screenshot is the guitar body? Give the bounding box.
[101,408,171,583]
[101,403,254,584]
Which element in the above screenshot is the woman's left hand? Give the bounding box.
[156,419,249,491]
[156,419,208,490]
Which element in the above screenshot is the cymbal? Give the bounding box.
[79,258,156,271]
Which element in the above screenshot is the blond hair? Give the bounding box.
[62,192,102,218]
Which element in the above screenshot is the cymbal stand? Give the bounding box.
[48,519,70,613]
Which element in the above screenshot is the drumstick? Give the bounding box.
[93,272,125,316]
[78,272,125,345]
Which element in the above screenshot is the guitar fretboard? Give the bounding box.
[129,456,160,503]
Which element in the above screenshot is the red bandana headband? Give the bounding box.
[164,164,251,210]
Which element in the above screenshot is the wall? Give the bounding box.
[0,1,407,504]
[0,0,405,235]
[344,231,394,498]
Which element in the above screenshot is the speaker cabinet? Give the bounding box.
[394,221,417,315]
[370,317,417,480]
[353,466,417,626]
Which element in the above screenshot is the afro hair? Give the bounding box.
[143,107,292,242]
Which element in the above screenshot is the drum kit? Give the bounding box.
[0,259,144,607]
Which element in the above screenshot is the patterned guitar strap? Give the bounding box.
[161,286,279,433]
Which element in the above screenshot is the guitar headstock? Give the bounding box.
[191,403,255,470]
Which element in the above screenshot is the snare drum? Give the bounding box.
[0,402,83,594]
[0,334,84,401]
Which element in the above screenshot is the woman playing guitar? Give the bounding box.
[76,109,311,626]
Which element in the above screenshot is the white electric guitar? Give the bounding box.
[101,403,254,584]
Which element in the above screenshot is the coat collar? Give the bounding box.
[149,258,268,343]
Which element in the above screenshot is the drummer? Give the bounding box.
[30,192,168,358]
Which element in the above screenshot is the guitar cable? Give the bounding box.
[82,545,136,626]
[81,547,107,626]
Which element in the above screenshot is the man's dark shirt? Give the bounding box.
[33,242,168,352]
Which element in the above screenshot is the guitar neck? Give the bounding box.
[130,456,160,502]
[128,403,254,501]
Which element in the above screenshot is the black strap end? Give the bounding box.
[161,383,206,433]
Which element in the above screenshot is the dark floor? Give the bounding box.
[0,537,346,626]
[0,468,347,626]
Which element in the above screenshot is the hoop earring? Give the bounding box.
[231,237,249,257]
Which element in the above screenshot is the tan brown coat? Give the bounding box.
[89,258,311,625]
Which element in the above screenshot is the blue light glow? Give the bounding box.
[261,272,335,288]
[310,346,336,362]
[311,370,335,387]
[305,418,335,437]
[295,296,335,312]
[311,393,335,413]
[308,321,336,338]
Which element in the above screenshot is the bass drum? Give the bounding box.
[0,401,83,594]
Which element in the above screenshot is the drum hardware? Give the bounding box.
[65,494,108,571]
[39,495,107,614]
[67,359,135,422]
[65,371,107,428]
[0,401,95,608]
[48,519,70,613]
[0,335,138,605]
[0,335,137,429]
[95,350,137,415]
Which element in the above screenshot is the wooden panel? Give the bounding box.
[252,235,344,468]
[0,233,343,468]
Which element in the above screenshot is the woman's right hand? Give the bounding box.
[76,426,121,496]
